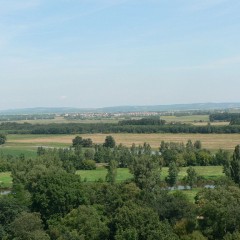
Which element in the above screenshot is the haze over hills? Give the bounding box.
[0,103,240,115]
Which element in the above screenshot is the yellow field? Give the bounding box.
[9,133,240,150]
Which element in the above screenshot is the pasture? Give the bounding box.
[0,166,223,188]
[3,114,229,126]
[0,172,12,188]
[77,165,224,182]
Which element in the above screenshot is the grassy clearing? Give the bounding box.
[161,115,209,122]
[0,166,223,199]
[77,167,132,182]
[173,188,201,203]
[8,133,240,151]
[0,172,12,188]
[76,166,223,183]
[0,147,37,158]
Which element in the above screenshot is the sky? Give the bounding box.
[0,0,240,109]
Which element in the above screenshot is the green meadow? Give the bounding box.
[77,165,223,182]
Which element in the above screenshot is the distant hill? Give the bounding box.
[0,107,95,115]
[100,103,240,113]
[0,103,240,115]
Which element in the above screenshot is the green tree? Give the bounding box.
[214,149,230,165]
[0,196,26,239]
[186,140,194,152]
[106,160,118,184]
[166,162,179,187]
[84,148,95,159]
[49,205,109,240]
[224,231,240,240]
[113,201,179,240]
[72,136,83,147]
[148,190,196,226]
[196,186,240,239]
[129,155,161,191]
[28,171,84,221]
[186,167,198,188]
[9,212,50,240]
[0,134,6,145]
[103,135,116,148]
[194,140,202,150]
[229,145,240,184]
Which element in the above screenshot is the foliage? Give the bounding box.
[72,136,93,148]
[0,196,26,238]
[209,113,240,122]
[29,171,85,221]
[224,145,240,184]
[103,135,116,148]
[196,186,240,239]
[0,134,6,145]
[119,117,166,126]
[80,159,96,170]
[106,160,118,184]
[129,155,161,191]
[185,167,198,188]
[113,201,179,240]
[9,212,50,240]
[3,121,240,134]
[166,162,179,187]
[49,205,109,240]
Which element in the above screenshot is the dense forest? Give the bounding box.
[1,135,240,239]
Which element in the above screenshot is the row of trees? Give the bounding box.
[0,135,231,176]
[119,117,166,126]
[2,121,240,134]
[209,112,240,122]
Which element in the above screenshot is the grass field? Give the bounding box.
[6,133,240,151]
[77,166,223,182]
[0,172,12,188]
[3,115,209,124]
[0,166,223,188]
[161,115,209,122]
[3,116,120,125]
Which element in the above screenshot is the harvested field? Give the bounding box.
[8,133,240,150]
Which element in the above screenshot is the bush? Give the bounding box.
[0,134,6,145]
[81,160,96,170]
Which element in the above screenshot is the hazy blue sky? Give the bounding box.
[1,0,240,109]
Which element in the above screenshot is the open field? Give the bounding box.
[3,114,230,126]
[193,121,230,126]
[2,116,120,125]
[161,115,209,122]
[6,133,240,151]
[77,166,224,182]
[2,115,210,124]
[0,166,223,189]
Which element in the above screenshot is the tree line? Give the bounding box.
[2,121,240,134]
[209,112,240,122]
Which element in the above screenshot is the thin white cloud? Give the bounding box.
[0,0,42,14]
